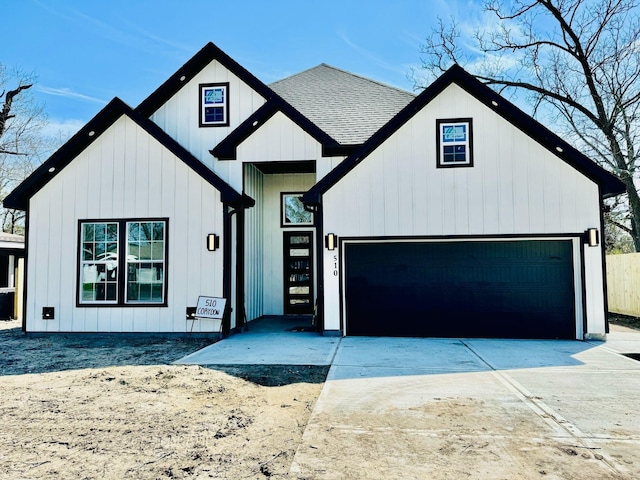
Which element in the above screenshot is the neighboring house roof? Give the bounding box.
[3,98,246,211]
[0,232,24,252]
[0,232,24,243]
[270,64,415,145]
[303,64,625,205]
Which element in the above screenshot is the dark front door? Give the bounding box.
[283,231,314,314]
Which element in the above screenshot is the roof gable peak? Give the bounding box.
[136,42,274,117]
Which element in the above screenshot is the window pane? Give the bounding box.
[126,262,164,303]
[95,224,106,241]
[83,224,95,242]
[80,222,119,304]
[128,242,140,260]
[107,224,118,241]
[204,87,224,104]
[153,223,164,241]
[127,223,137,242]
[151,242,164,260]
[82,243,94,261]
[205,106,224,123]
[283,195,312,224]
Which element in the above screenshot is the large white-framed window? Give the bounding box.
[78,219,168,306]
[436,118,473,168]
[199,82,229,127]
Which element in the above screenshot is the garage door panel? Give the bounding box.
[345,240,575,339]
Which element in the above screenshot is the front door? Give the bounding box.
[283,231,314,314]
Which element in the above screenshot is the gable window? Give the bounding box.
[78,219,168,306]
[199,83,229,127]
[436,118,473,168]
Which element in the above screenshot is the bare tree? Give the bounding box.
[418,0,640,250]
[0,65,48,234]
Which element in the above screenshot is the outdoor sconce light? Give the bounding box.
[325,233,337,251]
[586,228,599,247]
[206,234,220,251]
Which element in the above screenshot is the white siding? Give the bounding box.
[150,60,267,191]
[26,116,226,333]
[244,164,264,321]
[236,111,323,164]
[321,83,606,336]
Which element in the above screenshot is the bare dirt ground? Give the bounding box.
[0,320,327,479]
[608,313,640,332]
[1,315,637,480]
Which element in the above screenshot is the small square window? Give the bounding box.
[281,193,313,227]
[437,118,473,168]
[200,83,229,127]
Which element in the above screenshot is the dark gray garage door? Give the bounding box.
[344,240,575,339]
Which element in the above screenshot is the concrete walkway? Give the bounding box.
[176,325,640,479]
[175,316,340,366]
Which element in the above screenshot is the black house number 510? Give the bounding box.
[333,255,338,276]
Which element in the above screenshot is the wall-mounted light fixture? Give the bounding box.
[325,233,337,251]
[207,234,220,251]
[586,228,599,247]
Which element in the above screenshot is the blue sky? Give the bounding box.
[3,0,481,140]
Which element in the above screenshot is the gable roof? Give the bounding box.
[210,95,344,160]
[4,98,245,211]
[303,64,625,205]
[212,63,416,160]
[270,64,415,145]
[136,42,274,117]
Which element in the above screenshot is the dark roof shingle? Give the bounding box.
[270,64,415,145]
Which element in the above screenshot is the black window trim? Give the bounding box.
[76,217,169,308]
[436,117,474,168]
[199,82,230,127]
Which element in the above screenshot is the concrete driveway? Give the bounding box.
[290,333,640,479]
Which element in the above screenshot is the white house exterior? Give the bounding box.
[4,43,624,339]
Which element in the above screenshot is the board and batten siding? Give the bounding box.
[243,164,264,321]
[321,83,606,337]
[150,60,267,191]
[26,115,226,333]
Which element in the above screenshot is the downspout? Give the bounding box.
[235,207,246,332]
[222,203,234,336]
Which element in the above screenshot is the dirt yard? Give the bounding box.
[0,320,327,479]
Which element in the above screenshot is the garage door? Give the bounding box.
[344,240,575,339]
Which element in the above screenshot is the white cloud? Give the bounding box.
[37,86,107,105]
[336,27,407,77]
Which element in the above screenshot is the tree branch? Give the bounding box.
[0,150,28,156]
[0,84,32,138]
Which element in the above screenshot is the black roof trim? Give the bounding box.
[4,98,243,211]
[210,97,344,161]
[133,41,345,160]
[136,42,274,117]
[303,64,625,205]
[211,101,280,160]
